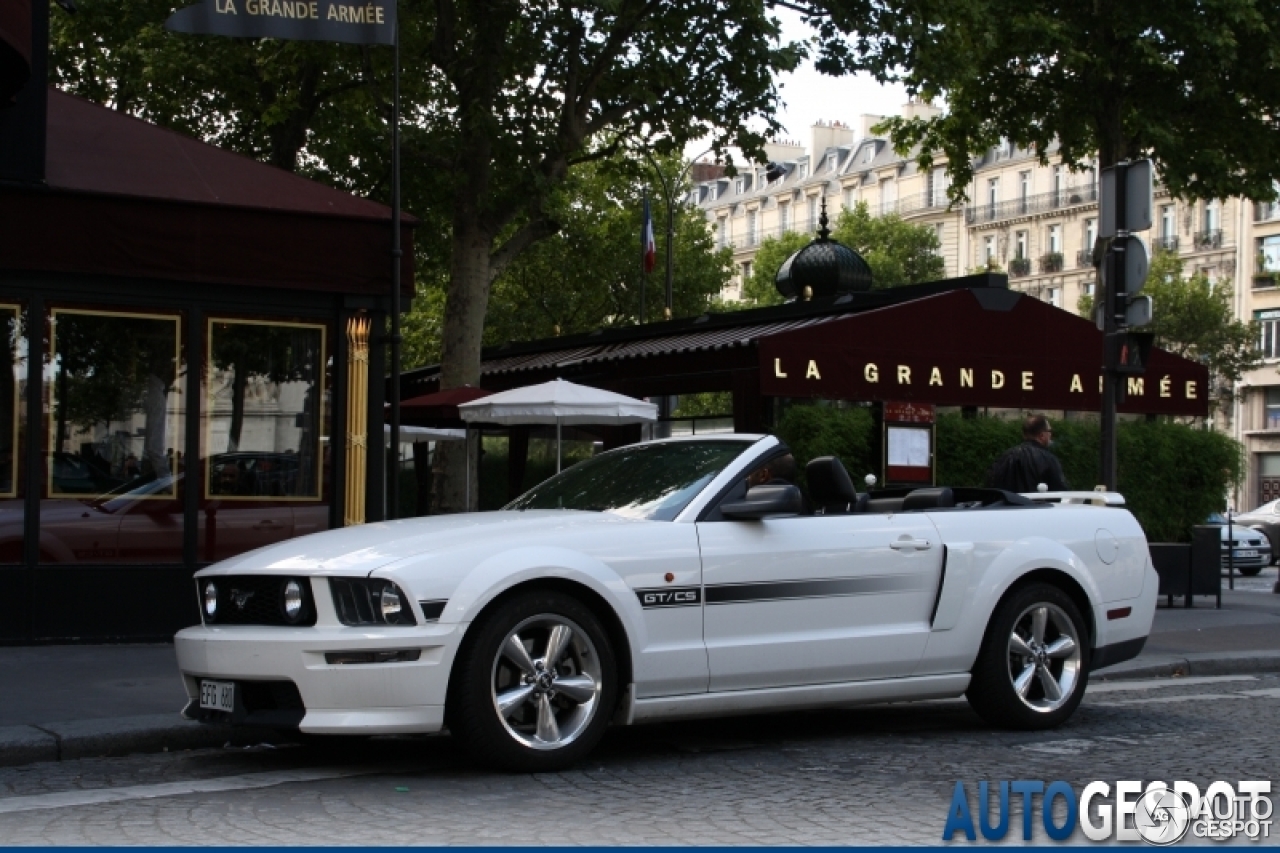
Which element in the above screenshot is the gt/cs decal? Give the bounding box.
[635,586,702,608]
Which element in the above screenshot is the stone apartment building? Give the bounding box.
[693,104,1280,509]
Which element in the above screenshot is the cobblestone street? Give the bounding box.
[0,674,1276,846]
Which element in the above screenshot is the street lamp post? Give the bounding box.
[642,148,714,320]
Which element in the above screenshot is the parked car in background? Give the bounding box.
[1226,501,1280,565]
[1206,513,1272,576]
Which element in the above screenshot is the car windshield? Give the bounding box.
[504,439,753,521]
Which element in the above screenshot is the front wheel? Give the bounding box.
[966,583,1089,730]
[447,590,617,772]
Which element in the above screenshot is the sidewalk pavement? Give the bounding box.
[1,571,1278,768]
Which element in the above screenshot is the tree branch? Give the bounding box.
[490,217,561,279]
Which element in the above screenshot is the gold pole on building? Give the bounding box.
[345,315,370,526]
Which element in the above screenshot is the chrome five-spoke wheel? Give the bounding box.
[967,582,1089,730]
[1006,602,1082,713]
[449,590,617,771]
[491,614,602,750]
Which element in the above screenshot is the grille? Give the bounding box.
[200,576,317,627]
[240,680,305,713]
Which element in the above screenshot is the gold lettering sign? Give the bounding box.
[216,0,238,12]
[1186,380,1197,399]
[960,368,973,388]
[865,363,879,383]
[929,367,943,386]
[806,360,821,380]
[1128,377,1144,396]
[1070,374,1083,393]
[1021,371,1034,391]
[1160,376,1171,398]
[991,370,1005,390]
[897,365,911,384]
[774,358,787,379]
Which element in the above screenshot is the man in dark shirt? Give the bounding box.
[986,414,1070,493]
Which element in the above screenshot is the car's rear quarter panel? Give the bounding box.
[916,504,1152,676]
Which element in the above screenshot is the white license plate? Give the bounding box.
[1234,549,1258,558]
[199,679,235,713]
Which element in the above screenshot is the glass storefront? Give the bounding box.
[0,305,25,563]
[200,318,330,562]
[42,309,185,564]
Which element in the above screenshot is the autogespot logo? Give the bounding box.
[942,779,1273,843]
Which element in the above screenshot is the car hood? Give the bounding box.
[196,510,645,577]
[1217,526,1268,545]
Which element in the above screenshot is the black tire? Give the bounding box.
[1237,565,1264,577]
[966,582,1090,730]
[447,589,618,772]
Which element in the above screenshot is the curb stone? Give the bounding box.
[1092,650,1280,681]
[0,715,291,768]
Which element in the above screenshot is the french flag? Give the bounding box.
[642,195,656,274]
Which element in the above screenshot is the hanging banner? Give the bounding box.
[165,0,396,45]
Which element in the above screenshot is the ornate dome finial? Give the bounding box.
[818,197,831,240]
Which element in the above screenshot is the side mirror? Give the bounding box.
[721,484,803,520]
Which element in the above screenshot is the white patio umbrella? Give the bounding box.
[458,378,658,472]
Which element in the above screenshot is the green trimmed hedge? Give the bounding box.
[774,404,876,491]
[934,414,1240,542]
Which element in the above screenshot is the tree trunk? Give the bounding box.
[432,222,496,513]
[143,373,171,480]
[229,367,248,453]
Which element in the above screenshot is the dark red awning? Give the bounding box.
[0,89,414,295]
[398,386,493,426]
[758,288,1209,416]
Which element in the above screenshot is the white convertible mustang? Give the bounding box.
[175,434,1157,771]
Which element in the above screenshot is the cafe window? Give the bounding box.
[0,305,25,564]
[43,308,185,564]
[201,318,329,562]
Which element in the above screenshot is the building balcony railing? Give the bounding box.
[1008,257,1031,278]
[1076,249,1095,268]
[1153,235,1179,252]
[1193,229,1223,250]
[965,185,1098,225]
[1039,252,1065,274]
[1253,273,1278,289]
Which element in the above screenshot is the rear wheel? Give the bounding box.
[447,590,617,772]
[967,583,1089,729]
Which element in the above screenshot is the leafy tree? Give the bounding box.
[402,154,734,368]
[51,0,801,512]
[830,201,945,288]
[1079,250,1263,400]
[805,0,1280,197]
[741,201,943,306]
[742,231,810,306]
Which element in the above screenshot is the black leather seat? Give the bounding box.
[806,456,860,514]
[902,486,956,511]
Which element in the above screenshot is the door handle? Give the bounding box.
[891,538,932,551]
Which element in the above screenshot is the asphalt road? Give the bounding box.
[0,674,1276,846]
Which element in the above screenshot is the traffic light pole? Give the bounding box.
[1100,164,1126,491]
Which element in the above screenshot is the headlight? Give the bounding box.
[330,578,417,626]
[281,579,307,623]
[203,582,218,621]
[380,585,402,619]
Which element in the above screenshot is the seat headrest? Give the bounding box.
[805,456,857,505]
[902,486,955,511]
